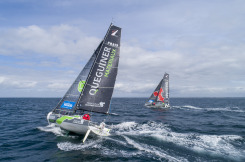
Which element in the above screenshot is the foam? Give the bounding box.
[113,121,244,160]
[182,105,203,110]
[112,121,170,136]
[37,124,63,136]
[206,107,245,113]
[152,130,245,160]
[123,135,187,162]
[57,139,103,151]
[174,105,245,113]
[39,121,245,161]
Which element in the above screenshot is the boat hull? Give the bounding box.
[145,103,170,108]
[60,118,90,135]
[47,112,110,136]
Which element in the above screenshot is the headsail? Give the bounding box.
[53,42,103,112]
[76,24,121,114]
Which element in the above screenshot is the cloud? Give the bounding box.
[0,25,100,66]
[1,0,245,97]
[0,76,37,89]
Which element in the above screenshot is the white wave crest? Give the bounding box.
[57,139,102,151]
[174,105,245,113]
[152,131,245,160]
[112,121,244,160]
[206,107,245,113]
[112,121,170,136]
[182,105,203,110]
[37,124,63,136]
[123,135,187,162]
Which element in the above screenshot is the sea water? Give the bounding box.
[0,98,245,161]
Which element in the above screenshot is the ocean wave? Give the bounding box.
[173,105,245,113]
[122,135,187,162]
[37,124,78,139]
[37,124,64,136]
[112,121,245,161]
[38,121,245,161]
[57,139,102,151]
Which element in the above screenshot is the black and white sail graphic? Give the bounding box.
[75,24,121,114]
[146,73,169,105]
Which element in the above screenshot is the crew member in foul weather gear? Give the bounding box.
[83,113,90,120]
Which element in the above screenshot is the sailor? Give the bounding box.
[83,113,90,120]
[99,122,105,133]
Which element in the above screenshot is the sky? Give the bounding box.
[0,0,245,97]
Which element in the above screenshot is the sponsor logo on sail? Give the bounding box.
[153,91,158,97]
[61,101,75,109]
[111,30,118,37]
[85,102,105,107]
[89,46,111,95]
[104,49,116,77]
[78,80,86,92]
[108,41,118,47]
[158,88,164,102]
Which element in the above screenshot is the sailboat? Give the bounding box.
[145,73,170,108]
[47,24,121,142]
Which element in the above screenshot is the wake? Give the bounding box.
[38,121,245,161]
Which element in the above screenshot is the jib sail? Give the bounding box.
[53,42,103,112]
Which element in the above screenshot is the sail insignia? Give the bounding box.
[145,73,170,108]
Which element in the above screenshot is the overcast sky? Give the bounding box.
[0,0,245,97]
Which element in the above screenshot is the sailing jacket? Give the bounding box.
[83,114,90,120]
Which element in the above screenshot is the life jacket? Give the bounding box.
[83,114,90,120]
